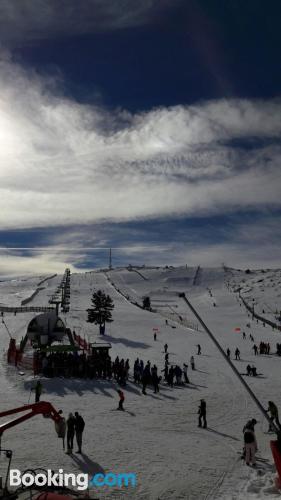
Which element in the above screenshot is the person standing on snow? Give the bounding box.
[55,410,66,450]
[117,389,125,410]
[226,348,231,358]
[190,356,195,370]
[164,343,168,353]
[33,381,42,403]
[66,413,76,454]
[142,363,150,395]
[183,363,189,383]
[74,412,85,454]
[253,344,258,355]
[197,344,201,355]
[198,399,207,428]
[235,348,240,360]
[243,422,257,466]
[151,365,160,393]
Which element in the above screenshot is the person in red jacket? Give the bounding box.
[117,389,125,411]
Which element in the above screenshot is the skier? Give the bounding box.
[167,366,174,387]
[197,344,201,355]
[154,333,157,341]
[125,359,130,380]
[243,422,257,466]
[253,344,258,355]
[183,363,189,383]
[66,412,75,454]
[174,365,182,385]
[198,399,207,428]
[266,401,281,431]
[161,361,169,381]
[117,389,125,410]
[151,365,159,393]
[142,364,150,395]
[134,358,141,384]
[235,348,240,360]
[190,356,195,370]
[74,411,85,454]
[226,348,231,358]
[33,381,42,403]
[164,343,168,353]
[243,332,246,339]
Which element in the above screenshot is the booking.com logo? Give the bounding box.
[10,469,137,490]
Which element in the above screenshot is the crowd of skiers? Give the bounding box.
[133,344,193,395]
[36,351,131,381]
[252,341,271,355]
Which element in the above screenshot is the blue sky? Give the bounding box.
[0,0,280,275]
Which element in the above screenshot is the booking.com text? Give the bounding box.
[9,469,137,490]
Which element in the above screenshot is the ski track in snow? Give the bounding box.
[0,267,280,499]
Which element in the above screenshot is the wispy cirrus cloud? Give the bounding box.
[0,0,176,45]
[0,52,281,233]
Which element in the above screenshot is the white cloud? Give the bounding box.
[0,54,281,231]
[0,251,79,278]
[0,0,174,45]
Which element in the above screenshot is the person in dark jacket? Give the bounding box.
[33,381,42,403]
[266,401,281,432]
[235,348,240,360]
[74,412,85,453]
[142,365,150,395]
[66,413,76,454]
[243,423,257,466]
[198,399,207,428]
[117,389,125,410]
[151,365,159,393]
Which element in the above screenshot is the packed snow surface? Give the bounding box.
[0,266,281,499]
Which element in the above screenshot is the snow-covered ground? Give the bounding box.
[0,266,281,499]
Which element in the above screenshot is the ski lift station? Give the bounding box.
[26,311,66,346]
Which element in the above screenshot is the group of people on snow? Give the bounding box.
[55,411,85,454]
[35,350,132,382]
[242,401,281,467]
[251,341,271,355]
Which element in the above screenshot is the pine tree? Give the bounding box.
[87,290,114,334]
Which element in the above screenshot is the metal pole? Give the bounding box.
[179,292,280,437]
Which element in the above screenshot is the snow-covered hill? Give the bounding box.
[0,266,281,499]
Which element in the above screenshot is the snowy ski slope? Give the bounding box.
[0,266,281,499]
